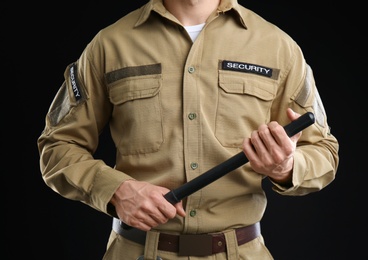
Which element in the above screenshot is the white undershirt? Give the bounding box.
[184,23,205,42]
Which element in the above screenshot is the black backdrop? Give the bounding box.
[3,1,365,259]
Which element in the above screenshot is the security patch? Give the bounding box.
[69,63,82,101]
[221,60,279,79]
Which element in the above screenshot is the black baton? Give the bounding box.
[122,112,315,229]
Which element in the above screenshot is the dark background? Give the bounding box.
[4,1,365,259]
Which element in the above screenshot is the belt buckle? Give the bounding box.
[178,234,212,256]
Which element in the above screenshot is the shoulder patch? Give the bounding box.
[313,87,327,128]
[295,64,327,128]
[48,82,71,127]
[69,63,82,101]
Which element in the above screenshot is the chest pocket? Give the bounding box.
[216,71,277,148]
[109,74,163,155]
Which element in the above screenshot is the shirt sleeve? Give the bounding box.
[37,38,134,216]
[269,44,339,195]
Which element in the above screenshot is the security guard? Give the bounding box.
[37,0,339,259]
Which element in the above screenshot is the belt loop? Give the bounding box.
[144,230,160,260]
[224,229,239,260]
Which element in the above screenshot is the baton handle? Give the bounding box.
[122,112,315,229]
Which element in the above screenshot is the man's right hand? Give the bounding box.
[110,180,186,231]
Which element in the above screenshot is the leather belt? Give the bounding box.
[112,218,260,256]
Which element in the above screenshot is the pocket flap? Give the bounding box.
[219,71,276,101]
[109,75,162,105]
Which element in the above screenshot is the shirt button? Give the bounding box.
[188,113,197,120]
[190,209,197,217]
[188,66,195,73]
[190,162,198,170]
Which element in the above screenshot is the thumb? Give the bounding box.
[175,201,186,217]
[286,108,301,122]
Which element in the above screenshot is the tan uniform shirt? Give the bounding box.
[38,0,339,235]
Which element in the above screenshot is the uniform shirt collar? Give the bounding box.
[134,0,247,29]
